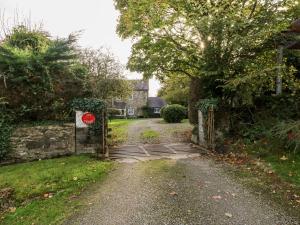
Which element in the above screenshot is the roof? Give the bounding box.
[130,80,149,91]
[148,97,166,108]
[113,101,127,109]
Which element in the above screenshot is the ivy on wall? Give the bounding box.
[0,106,13,161]
[197,98,218,115]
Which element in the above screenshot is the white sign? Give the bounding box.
[76,111,88,128]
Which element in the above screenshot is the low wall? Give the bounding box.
[9,124,76,162]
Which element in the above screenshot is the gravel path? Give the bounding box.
[126,118,193,144]
[64,157,299,225]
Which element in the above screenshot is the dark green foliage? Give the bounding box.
[255,95,300,120]
[197,98,218,115]
[240,123,270,144]
[0,104,13,161]
[271,120,300,154]
[71,98,106,113]
[0,26,86,121]
[162,104,187,123]
[160,105,167,118]
[141,105,151,118]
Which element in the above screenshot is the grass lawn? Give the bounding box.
[224,142,300,214]
[263,154,300,187]
[108,119,137,146]
[243,142,300,188]
[0,156,113,225]
[156,118,189,124]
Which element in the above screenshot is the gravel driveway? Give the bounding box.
[125,118,193,144]
[64,157,299,225]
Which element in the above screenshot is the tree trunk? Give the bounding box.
[188,77,204,124]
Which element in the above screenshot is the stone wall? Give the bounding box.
[8,124,75,162]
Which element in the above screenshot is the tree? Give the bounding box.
[158,74,189,106]
[0,25,85,120]
[80,48,132,101]
[114,0,298,105]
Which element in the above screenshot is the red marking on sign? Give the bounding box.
[82,112,96,125]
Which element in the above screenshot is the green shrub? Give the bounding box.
[160,105,167,118]
[272,120,300,154]
[162,104,186,123]
[141,105,151,118]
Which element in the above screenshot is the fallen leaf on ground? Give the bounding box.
[212,195,222,200]
[280,156,288,161]
[9,207,16,213]
[225,213,232,218]
[169,191,178,196]
[44,193,53,198]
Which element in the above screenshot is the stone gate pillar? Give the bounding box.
[198,110,206,146]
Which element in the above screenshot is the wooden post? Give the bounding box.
[207,107,215,151]
[104,111,109,158]
[101,111,105,159]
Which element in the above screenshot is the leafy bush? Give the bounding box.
[160,105,167,118]
[141,105,151,118]
[272,120,300,154]
[197,98,218,114]
[162,104,186,123]
[240,123,270,143]
[0,26,86,121]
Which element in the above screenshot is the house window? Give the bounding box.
[128,107,135,116]
[154,108,160,114]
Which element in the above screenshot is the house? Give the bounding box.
[148,97,166,117]
[112,79,167,118]
[113,79,149,117]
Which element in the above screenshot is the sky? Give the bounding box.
[0,0,160,97]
